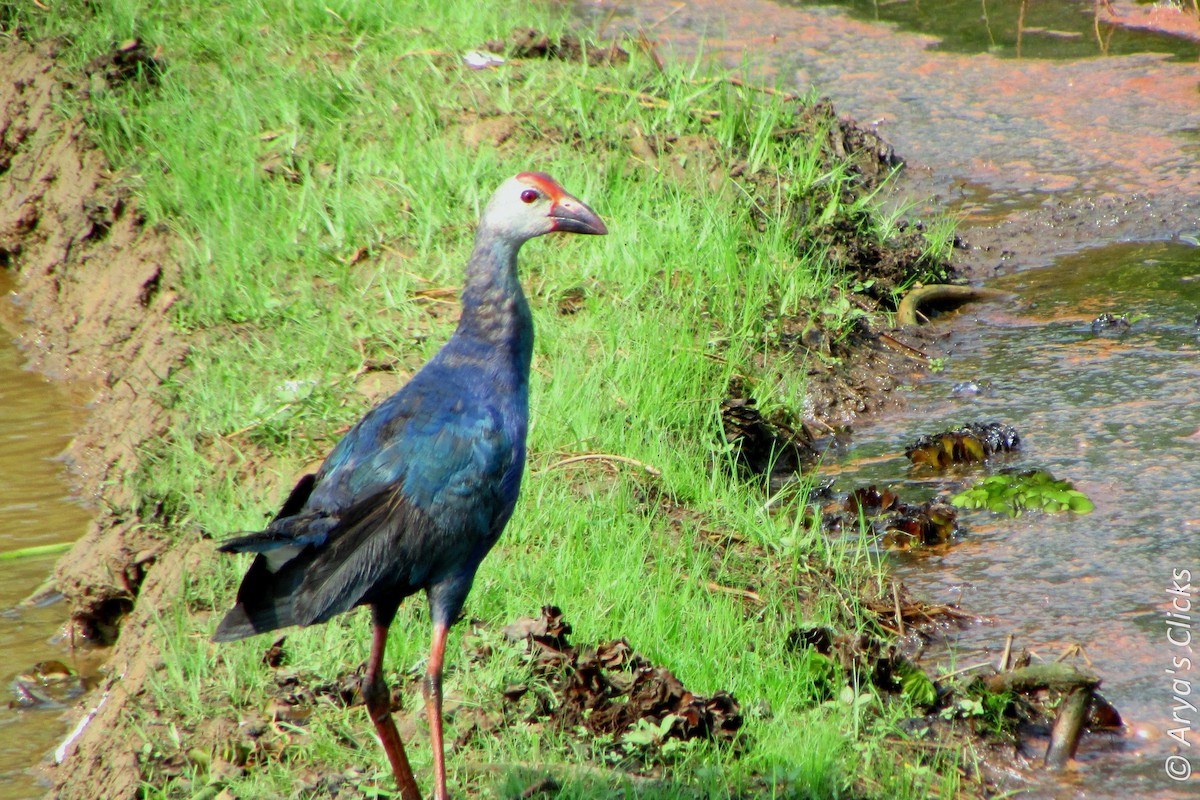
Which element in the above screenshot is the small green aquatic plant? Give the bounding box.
[895,659,937,708]
[951,469,1094,517]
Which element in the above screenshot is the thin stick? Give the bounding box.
[892,582,906,637]
[461,759,661,786]
[687,75,802,103]
[705,581,764,605]
[596,4,619,39]
[878,331,930,360]
[636,29,665,72]
[999,633,1014,672]
[539,453,662,477]
[933,661,995,683]
[646,3,686,31]
[582,83,720,119]
[224,402,296,439]
[810,568,860,626]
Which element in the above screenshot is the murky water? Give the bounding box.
[620,0,1200,262]
[833,240,1200,798]
[0,272,93,800]
[797,0,1200,61]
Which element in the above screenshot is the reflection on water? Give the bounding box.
[0,272,92,800]
[836,241,1200,797]
[791,0,1200,61]
[619,0,1200,256]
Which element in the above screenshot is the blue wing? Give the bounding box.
[213,364,523,640]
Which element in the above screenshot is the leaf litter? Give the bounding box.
[493,606,743,762]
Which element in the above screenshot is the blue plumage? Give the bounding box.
[213,173,606,800]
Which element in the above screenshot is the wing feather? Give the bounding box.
[215,367,520,640]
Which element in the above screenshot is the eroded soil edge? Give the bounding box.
[0,40,197,799]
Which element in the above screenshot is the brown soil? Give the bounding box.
[0,32,949,800]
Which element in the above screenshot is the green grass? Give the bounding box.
[9,0,964,796]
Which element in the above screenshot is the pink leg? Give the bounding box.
[424,622,450,800]
[363,622,423,800]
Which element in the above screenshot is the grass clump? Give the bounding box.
[9,0,967,797]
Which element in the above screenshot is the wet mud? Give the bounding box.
[0,38,186,641]
[0,38,191,798]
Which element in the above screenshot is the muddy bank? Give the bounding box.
[0,38,194,797]
[0,38,187,633]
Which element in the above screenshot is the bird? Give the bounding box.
[212,172,607,800]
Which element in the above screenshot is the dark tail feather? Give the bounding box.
[213,602,286,642]
[212,554,304,642]
[275,473,316,520]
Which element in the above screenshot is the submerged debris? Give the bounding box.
[833,485,960,550]
[861,582,979,637]
[8,660,90,709]
[896,284,1010,326]
[951,380,990,398]
[502,606,743,758]
[844,485,901,515]
[881,501,959,549]
[1090,312,1132,335]
[905,422,1020,469]
[963,650,1124,769]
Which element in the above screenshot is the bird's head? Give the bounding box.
[481,172,608,243]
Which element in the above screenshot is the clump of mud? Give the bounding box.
[831,485,960,550]
[748,98,953,301]
[498,606,743,761]
[720,378,819,490]
[84,38,163,91]
[905,422,1021,469]
[485,27,630,65]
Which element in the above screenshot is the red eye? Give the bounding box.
[520,188,539,204]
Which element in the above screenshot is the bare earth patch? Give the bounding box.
[0,39,194,798]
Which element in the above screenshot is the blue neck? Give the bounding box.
[452,228,534,376]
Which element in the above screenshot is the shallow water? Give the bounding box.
[833,240,1200,797]
[620,0,1200,262]
[0,272,93,800]
[794,0,1200,61]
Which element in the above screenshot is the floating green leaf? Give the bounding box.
[951,469,1093,517]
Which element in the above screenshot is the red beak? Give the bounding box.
[550,194,608,236]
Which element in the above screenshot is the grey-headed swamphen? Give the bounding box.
[213,173,607,800]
